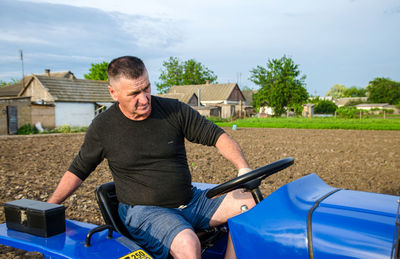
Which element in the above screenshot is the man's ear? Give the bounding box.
[108,85,118,101]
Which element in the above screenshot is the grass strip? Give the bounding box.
[213,117,400,130]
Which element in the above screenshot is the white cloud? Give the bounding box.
[2,0,399,95]
[0,71,21,79]
[109,13,183,48]
[21,0,174,18]
[27,53,96,62]
[0,30,52,45]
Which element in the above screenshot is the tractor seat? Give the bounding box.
[94,182,132,238]
[86,182,227,253]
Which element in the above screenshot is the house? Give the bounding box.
[195,106,221,118]
[356,103,400,114]
[169,82,246,105]
[302,104,315,118]
[167,82,249,118]
[334,97,368,107]
[155,92,198,106]
[0,70,75,98]
[0,70,114,134]
[241,89,256,107]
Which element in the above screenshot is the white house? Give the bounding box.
[17,71,114,128]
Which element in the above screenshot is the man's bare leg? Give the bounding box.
[170,228,201,259]
[209,190,256,259]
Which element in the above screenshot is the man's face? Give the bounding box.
[108,71,152,120]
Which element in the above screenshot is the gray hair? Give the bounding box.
[107,56,146,84]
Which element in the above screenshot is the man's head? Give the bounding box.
[107,56,146,84]
[107,56,151,121]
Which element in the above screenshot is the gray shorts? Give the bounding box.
[118,187,226,259]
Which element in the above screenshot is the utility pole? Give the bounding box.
[20,50,25,87]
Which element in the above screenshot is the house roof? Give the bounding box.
[0,71,76,98]
[241,89,256,105]
[356,103,390,108]
[37,71,76,79]
[26,75,113,103]
[0,83,24,97]
[168,83,240,102]
[156,92,197,104]
[334,97,368,106]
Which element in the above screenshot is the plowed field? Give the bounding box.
[0,128,399,257]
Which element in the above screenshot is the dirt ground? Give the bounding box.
[0,128,399,257]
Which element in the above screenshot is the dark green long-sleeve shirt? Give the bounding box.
[69,96,224,208]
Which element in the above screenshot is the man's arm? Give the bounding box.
[215,133,250,171]
[48,171,83,204]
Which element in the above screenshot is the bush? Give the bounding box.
[48,125,88,133]
[17,124,39,135]
[206,117,230,123]
[336,107,361,118]
[370,108,394,115]
[382,108,394,114]
[314,100,338,114]
[53,125,72,133]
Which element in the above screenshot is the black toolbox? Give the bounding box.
[4,199,65,237]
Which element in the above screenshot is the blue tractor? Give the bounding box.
[0,157,399,258]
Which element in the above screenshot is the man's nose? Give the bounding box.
[137,91,148,104]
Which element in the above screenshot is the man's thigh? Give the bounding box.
[119,204,192,259]
[209,189,256,227]
[180,187,226,229]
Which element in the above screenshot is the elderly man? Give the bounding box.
[48,56,255,259]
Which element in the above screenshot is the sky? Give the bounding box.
[0,0,399,96]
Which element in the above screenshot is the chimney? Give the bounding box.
[206,80,210,85]
[45,69,50,76]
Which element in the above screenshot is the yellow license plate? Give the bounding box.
[119,249,153,259]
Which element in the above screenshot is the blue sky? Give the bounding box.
[0,0,399,96]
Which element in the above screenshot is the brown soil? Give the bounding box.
[0,128,399,257]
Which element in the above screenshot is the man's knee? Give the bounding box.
[170,228,201,259]
[232,189,256,209]
[209,190,256,226]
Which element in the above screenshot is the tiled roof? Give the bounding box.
[155,92,197,104]
[168,83,238,102]
[0,83,24,97]
[36,71,76,79]
[356,103,389,108]
[0,71,76,97]
[241,89,256,105]
[334,97,368,106]
[35,76,113,102]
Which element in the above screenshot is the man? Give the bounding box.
[48,56,255,259]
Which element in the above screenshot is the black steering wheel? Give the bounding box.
[206,157,294,203]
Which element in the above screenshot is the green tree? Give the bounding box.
[0,78,20,87]
[156,57,217,93]
[240,85,253,91]
[249,55,308,116]
[84,61,109,81]
[314,100,338,114]
[0,80,7,87]
[326,84,347,99]
[367,77,400,104]
[344,86,367,97]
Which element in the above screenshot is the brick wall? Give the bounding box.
[0,97,32,135]
[31,104,55,128]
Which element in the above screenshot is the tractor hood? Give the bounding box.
[228,174,399,259]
